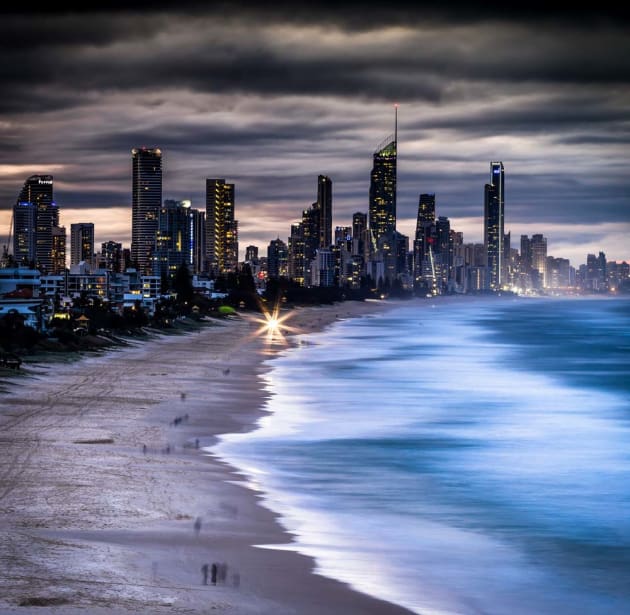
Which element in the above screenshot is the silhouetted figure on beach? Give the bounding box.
[201,563,209,585]
[142,444,147,454]
[194,516,202,535]
[211,563,218,585]
[180,391,186,400]
[218,562,228,583]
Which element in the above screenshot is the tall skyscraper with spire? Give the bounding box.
[484,161,505,290]
[369,107,398,245]
[131,147,162,275]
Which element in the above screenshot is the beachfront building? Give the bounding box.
[131,147,162,275]
[205,179,238,276]
[484,161,505,290]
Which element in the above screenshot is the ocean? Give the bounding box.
[213,295,630,615]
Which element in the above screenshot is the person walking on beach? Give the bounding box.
[211,562,218,585]
[194,516,202,536]
[218,562,228,584]
[201,563,209,585]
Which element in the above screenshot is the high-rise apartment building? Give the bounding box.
[436,215,453,287]
[153,200,198,281]
[530,233,548,288]
[317,175,333,250]
[484,161,505,290]
[413,193,437,285]
[13,201,36,267]
[13,174,59,273]
[267,238,288,279]
[245,245,259,263]
[189,207,205,275]
[351,212,367,256]
[51,226,67,274]
[101,241,124,273]
[288,203,320,286]
[288,223,305,284]
[131,147,162,275]
[417,193,436,226]
[205,179,238,275]
[70,222,94,266]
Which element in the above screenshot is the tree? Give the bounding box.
[173,264,194,303]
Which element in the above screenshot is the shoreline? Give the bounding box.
[0,298,416,614]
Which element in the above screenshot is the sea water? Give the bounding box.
[213,296,630,615]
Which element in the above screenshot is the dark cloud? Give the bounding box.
[0,8,628,115]
[2,2,629,26]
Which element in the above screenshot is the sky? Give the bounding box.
[0,2,628,267]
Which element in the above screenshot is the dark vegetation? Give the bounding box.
[0,264,405,369]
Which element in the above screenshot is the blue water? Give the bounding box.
[214,296,630,615]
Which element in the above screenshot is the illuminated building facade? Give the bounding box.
[13,174,59,274]
[51,226,67,274]
[153,200,197,281]
[369,135,397,245]
[70,223,94,267]
[131,147,162,275]
[317,175,333,249]
[484,161,505,290]
[205,179,238,275]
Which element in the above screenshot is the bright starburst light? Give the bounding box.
[252,301,298,345]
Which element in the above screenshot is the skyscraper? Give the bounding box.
[288,223,305,284]
[131,147,162,275]
[413,193,436,287]
[531,233,548,288]
[51,226,67,274]
[245,245,259,263]
[267,238,288,279]
[484,161,505,290]
[101,241,124,273]
[205,179,238,275]
[70,222,94,266]
[317,175,332,250]
[13,174,59,273]
[153,200,196,280]
[13,200,36,267]
[369,109,397,245]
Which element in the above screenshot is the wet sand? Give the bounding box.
[0,299,416,614]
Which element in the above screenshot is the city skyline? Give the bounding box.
[0,3,628,267]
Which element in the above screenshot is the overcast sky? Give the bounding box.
[1,2,628,267]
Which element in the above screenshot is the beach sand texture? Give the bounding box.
[0,301,415,614]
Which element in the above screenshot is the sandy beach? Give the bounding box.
[0,299,416,615]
